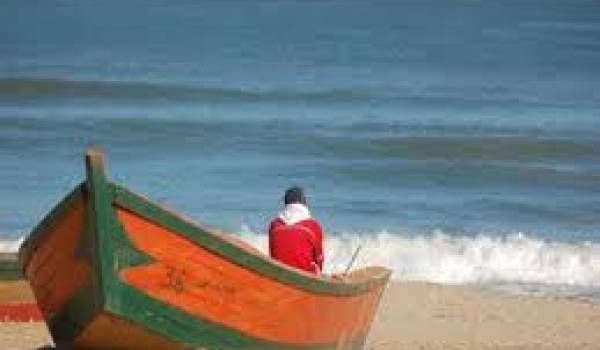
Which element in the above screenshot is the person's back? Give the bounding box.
[268,187,324,275]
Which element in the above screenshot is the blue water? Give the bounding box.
[1,0,599,294]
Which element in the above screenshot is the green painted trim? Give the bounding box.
[115,283,366,350]
[85,149,125,312]
[85,149,153,302]
[113,185,391,296]
[49,282,98,344]
[85,149,152,311]
[18,184,85,270]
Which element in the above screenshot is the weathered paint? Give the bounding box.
[118,207,382,346]
[24,194,91,320]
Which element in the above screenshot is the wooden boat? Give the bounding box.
[19,149,391,349]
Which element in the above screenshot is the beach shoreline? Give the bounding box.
[2,281,600,349]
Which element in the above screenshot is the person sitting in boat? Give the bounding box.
[269,186,324,275]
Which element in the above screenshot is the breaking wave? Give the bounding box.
[4,229,600,297]
[238,228,600,289]
[0,237,23,253]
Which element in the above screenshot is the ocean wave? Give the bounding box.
[238,228,600,288]
[1,113,597,162]
[5,229,600,294]
[0,237,24,253]
[320,135,600,161]
[0,77,583,108]
[0,77,375,103]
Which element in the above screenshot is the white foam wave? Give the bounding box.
[0,237,24,253]
[5,228,599,290]
[238,226,600,288]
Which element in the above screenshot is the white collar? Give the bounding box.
[279,203,311,225]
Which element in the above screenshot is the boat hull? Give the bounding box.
[19,150,391,349]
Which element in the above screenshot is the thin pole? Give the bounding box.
[343,244,362,276]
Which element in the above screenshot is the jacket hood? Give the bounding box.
[278,203,311,225]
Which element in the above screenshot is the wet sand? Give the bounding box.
[2,281,600,349]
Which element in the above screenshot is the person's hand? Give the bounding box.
[311,262,321,276]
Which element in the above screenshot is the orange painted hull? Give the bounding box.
[25,194,91,321]
[19,149,391,349]
[118,208,384,346]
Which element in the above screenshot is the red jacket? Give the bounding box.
[269,217,324,274]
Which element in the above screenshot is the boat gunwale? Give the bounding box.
[112,183,391,296]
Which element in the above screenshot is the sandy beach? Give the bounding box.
[2,0,600,347]
[1,281,600,349]
[0,281,52,349]
[368,282,600,350]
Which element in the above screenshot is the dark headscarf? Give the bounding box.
[283,186,307,205]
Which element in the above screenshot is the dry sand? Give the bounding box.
[368,282,600,350]
[0,280,52,349]
[0,281,36,304]
[1,281,600,349]
[0,322,52,350]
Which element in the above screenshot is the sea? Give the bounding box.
[1,0,599,300]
